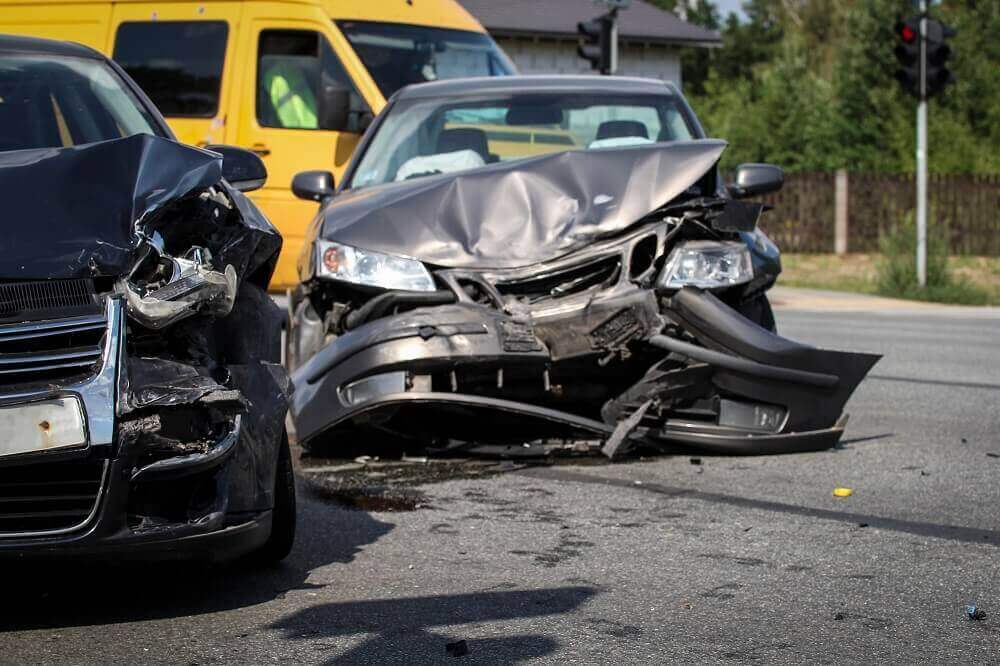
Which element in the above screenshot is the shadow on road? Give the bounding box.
[0,494,393,631]
[271,585,597,663]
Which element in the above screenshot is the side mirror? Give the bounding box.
[205,144,267,192]
[292,170,336,202]
[728,163,784,199]
[318,84,351,132]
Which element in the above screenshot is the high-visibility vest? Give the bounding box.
[264,63,318,129]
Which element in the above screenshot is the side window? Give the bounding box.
[256,30,369,132]
[113,21,228,117]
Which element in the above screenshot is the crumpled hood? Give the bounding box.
[0,134,222,280]
[315,139,727,270]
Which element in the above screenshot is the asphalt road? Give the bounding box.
[2,290,999,664]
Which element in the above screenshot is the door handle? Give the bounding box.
[250,143,271,157]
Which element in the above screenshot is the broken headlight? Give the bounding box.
[316,240,435,292]
[121,243,237,330]
[657,240,753,290]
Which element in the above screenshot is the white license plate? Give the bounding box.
[0,397,87,458]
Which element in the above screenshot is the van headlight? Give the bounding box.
[316,240,435,291]
[657,240,753,290]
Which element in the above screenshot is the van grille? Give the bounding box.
[0,314,107,389]
[0,459,106,536]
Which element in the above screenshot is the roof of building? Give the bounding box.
[0,33,102,58]
[394,74,679,100]
[458,0,720,46]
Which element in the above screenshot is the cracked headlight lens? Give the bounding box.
[316,240,435,291]
[657,240,753,290]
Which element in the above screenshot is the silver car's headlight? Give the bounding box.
[657,240,753,290]
[316,240,435,291]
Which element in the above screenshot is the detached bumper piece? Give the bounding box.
[635,288,880,454]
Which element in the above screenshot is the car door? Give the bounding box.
[109,3,241,148]
[233,18,374,289]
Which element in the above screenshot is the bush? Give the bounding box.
[875,214,990,305]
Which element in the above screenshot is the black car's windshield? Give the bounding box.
[348,91,697,189]
[0,55,160,152]
[337,21,515,98]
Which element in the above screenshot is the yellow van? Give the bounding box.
[0,0,514,288]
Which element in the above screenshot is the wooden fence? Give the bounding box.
[755,172,1000,255]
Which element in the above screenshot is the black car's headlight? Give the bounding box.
[316,240,435,292]
[657,240,754,290]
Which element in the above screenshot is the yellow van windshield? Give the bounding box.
[337,21,514,98]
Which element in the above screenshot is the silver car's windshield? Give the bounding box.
[348,91,697,190]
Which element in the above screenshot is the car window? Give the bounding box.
[349,92,696,189]
[256,29,369,132]
[113,21,228,117]
[0,55,160,152]
[337,21,514,98]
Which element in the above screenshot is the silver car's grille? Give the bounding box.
[0,314,107,389]
[0,459,107,537]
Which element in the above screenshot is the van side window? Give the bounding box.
[113,21,228,118]
[257,30,369,132]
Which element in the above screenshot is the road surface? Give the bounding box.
[3,289,999,663]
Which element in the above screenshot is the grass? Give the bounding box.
[779,254,1000,306]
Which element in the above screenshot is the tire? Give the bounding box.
[738,293,777,333]
[252,430,296,564]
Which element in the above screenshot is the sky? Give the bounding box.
[711,0,747,21]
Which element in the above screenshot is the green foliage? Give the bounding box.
[670,0,999,175]
[874,213,989,305]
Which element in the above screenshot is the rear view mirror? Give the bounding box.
[206,144,267,192]
[292,170,336,202]
[319,84,351,132]
[728,163,784,199]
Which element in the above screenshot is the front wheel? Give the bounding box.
[251,430,296,564]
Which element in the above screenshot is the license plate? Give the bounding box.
[0,397,87,458]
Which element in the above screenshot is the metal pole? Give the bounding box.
[916,0,928,287]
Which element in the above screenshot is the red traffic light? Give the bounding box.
[895,20,918,43]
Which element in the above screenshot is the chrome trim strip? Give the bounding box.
[0,348,103,366]
[0,459,109,539]
[0,314,106,337]
[0,321,106,343]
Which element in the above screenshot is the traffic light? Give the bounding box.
[578,13,616,75]
[924,19,956,98]
[894,17,920,98]
[893,15,956,100]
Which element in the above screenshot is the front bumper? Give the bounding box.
[0,298,276,561]
[290,286,878,455]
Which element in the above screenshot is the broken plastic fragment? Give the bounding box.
[833,487,853,498]
[966,605,986,621]
[122,247,237,329]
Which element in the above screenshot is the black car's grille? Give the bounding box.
[0,279,100,321]
[0,314,107,388]
[494,256,622,303]
[0,459,106,536]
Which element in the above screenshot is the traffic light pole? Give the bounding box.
[916,0,928,288]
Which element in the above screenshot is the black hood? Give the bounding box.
[312,139,727,271]
[0,134,223,280]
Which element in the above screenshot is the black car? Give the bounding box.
[287,75,879,458]
[0,35,294,561]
